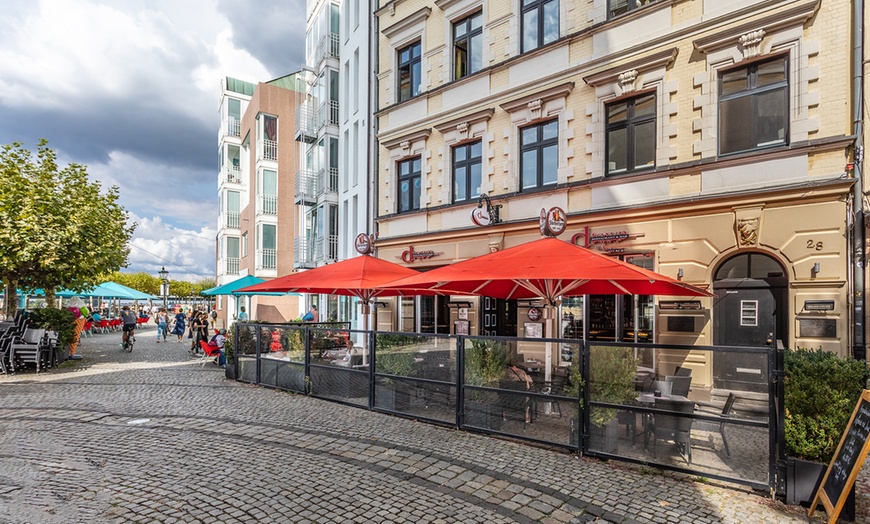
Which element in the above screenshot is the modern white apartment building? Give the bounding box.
[216,74,303,325]
[295,0,373,327]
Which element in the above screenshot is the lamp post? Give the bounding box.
[158,266,169,310]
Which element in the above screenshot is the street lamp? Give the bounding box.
[158,266,169,310]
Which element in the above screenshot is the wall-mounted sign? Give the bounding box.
[471,206,492,227]
[398,246,443,263]
[527,307,542,321]
[799,318,837,338]
[539,208,548,236]
[470,194,502,227]
[660,301,703,310]
[571,226,645,251]
[354,233,374,255]
[804,300,835,312]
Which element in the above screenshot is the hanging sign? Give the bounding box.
[471,206,492,227]
[354,233,374,255]
[539,206,567,237]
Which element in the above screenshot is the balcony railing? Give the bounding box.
[318,100,339,127]
[295,103,317,143]
[315,234,339,264]
[223,118,240,138]
[317,167,339,197]
[258,139,277,161]
[222,257,240,275]
[295,169,317,205]
[313,32,340,65]
[258,194,278,215]
[224,165,242,184]
[294,237,316,268]
[225,212,240,229]
[257,248,277,270]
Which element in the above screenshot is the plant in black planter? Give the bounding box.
[235,324,257,382]
[29,307,75,364]
[784,347,868,514]
[376,350,417,410]
[223,325,236,380]
[463,339,510,428]
[565,345,636,453]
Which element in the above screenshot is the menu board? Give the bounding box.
[810,390,870,523]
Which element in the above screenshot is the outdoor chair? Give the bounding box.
[665,375,692,397]
[498,378,531,429]
[540,366,568,418]
[674,366,692,377]
[653,397,695,464]
[10,328,50,373]
[0,331,15,374]
[696,392,737,456]
[199,340,222,368]
[82,321,93,337]
[97,319,110,333]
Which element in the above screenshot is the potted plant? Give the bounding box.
[276,328,306,392]
[29,307,76,365]
[235,324,257,382]
[463,339,510,429]
[784,348,867,517]
[578,345,637,453]
[376,350,417,411]
[223,324,236,380]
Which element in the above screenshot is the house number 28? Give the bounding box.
[806,240,823,250]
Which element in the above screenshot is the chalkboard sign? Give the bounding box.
[810,390,870,523]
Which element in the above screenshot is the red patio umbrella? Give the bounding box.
[379,237,710,303]
[380,237,709,381]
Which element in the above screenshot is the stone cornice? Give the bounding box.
[582,48,678,86]
[433,108,495,133]
[380,128,432,149]
[499,82,575,113]
[693,0,819,53]
[381,7,432,38]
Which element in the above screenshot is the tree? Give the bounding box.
[0,141,134,317]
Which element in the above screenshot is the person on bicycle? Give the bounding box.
[120,305,137,347]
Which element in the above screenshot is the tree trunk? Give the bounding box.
[45,288,57,309]
[4,280,18,319]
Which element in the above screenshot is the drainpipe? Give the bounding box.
[852,0,866,360]
[368,0,378,244]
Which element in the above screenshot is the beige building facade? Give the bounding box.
[372,0,864,371]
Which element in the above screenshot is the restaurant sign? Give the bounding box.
[571,226,644,252]
[398,245,443,263]
[539,207,567,238]
[354,233,374,255]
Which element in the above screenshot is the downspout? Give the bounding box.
[368,0,378,244]
[852,0,866,360]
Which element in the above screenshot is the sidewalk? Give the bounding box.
[0,325,863,523]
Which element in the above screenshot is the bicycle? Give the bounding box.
[122,332,135,352]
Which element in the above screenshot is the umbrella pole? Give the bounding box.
[361,301,370,366]
[545,305,555,384]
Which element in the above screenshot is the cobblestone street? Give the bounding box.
[0,326,859,523]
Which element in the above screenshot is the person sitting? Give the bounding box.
[502,363,534,424]
[213,328,227,368]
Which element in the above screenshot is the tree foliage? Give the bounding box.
[100,271,216,297]
[0,141,134,316]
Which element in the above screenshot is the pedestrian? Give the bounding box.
[190,312,209,356]
[236,306,249,322]
[155,308,169,343]
[172,310,186,342]
[210,307,217,328]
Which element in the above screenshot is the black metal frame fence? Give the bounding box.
[232,323,783,493]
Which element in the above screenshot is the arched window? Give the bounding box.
[714,253,785,281]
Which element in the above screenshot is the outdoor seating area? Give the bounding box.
[0,312,60,374]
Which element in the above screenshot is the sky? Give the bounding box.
[0,0,306,282]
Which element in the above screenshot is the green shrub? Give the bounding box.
[377,350,417,377]
[224,325,235,364]
[464,339,509,387]
[785,348,869,463]
[562,346,637,427]
[29,308,76,348]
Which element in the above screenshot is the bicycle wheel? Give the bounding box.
[126,335,134,352]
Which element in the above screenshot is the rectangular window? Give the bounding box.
[740,300,758,327]
[520,120,558,190]
[454,11,483,79]
[452,141,482,203]
[609,0,660,18]
[521,0,558,53]
[258,169,277,215]
[397,42,422,101]
[606,92,656,174]
[242,232,248,258]
[397,157,422,212]
[719,56,788,155]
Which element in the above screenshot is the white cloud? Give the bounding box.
[127,214,215,282]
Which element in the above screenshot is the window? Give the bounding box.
[609,0,659,18]
[242,232,248,258]
[258,169,277,215]
[397,42,422,102]
[453,141,482,202]
[397,157,422,212]
[226,190,240,228]
[520,120,558,190]
[521,0,558,53]
[719,56,788,155]
[454,12,483,79]
[606,93,655,174]
[259,224,277,270]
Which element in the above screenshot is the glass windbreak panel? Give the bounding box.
[560,297,583,364]
[589,295,616,341]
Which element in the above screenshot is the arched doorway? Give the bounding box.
[712,252,788,392]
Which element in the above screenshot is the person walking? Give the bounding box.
[172,310,186,343]
[190,312,209,356]
[155,308,169,343]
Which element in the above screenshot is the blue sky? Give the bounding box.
[0,0,306,281]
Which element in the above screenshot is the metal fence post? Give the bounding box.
[368,329,376,410]
[456,336,465,428]
[580,340,590,454]
[255,325,261,385]
[771,342,786,496]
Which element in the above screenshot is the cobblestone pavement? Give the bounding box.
[0,326,857,523]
